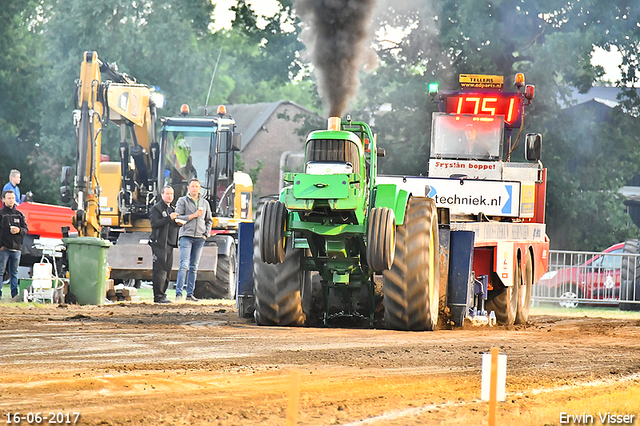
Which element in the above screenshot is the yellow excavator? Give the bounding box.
[61,51,252,299]
[63,51,159,237]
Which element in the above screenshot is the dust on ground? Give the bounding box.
[0,302,639,425]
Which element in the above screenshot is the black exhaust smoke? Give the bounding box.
[295,0,378,118]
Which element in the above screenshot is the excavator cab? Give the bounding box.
[159,114,241,220]
[162,130,207,199]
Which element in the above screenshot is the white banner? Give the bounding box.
[378,175,520,217]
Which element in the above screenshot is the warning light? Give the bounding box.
[180,104,190,115]
[217,104,227,116]
[525,85,535,102]
[428,82,439,101]
[514,73,525,89]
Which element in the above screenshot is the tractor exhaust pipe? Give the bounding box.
[328,117,341,131]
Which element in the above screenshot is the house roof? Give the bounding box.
[564,86,631,109]
[226,100,314,151]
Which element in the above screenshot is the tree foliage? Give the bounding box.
[348,0,640,250]
[2,0,640,250]
[14,0,320,203]
[0,0,43,193]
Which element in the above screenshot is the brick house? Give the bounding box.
[227,101,319,198]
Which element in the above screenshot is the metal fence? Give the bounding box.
[532,248,640,309]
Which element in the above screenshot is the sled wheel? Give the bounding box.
[486,277,519,325]
[383,197,439,331]
[515,250,533,324]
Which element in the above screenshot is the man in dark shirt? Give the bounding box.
[149,186,180,304]
[0,190,28,300]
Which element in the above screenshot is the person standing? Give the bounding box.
[174,178,212,302]
[0,190,28,300]
[2,170,22,204]
[149,186,180,304]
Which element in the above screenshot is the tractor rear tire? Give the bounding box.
[486,279,519,326]
[620,239,640,311]
[515,251,533,324]
[260,200,287,264]
[367,207,396,272]
[382,197,440,331]
[253,199,308,326]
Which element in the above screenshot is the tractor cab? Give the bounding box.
[283,117,367,216]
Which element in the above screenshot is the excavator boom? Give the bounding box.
[68,51,159,237]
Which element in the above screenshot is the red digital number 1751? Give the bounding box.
[454,96,517,123]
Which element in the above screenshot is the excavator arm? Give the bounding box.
[72,51,103,237]
[68,51,159,237]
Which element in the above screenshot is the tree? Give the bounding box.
[343,0,640,249]
[33,0,219,203]
[29,0,321,204]
[226,0,319,108]
[0,0,43,195]
[3,0,638,251]
[543,103,640,250]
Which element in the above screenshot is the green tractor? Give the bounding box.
[253,117,440,330]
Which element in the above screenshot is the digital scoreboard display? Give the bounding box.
[444,93,523,127]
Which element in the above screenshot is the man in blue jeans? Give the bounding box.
[174,178,212,302]
[0,190,28,300]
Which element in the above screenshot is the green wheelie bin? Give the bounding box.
[63,237,111,305]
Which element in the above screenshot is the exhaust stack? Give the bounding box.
[328,117,341,131]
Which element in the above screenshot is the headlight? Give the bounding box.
[150,88,165,109]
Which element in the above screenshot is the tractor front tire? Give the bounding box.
[383,197,440,331]
[367,207,395,272]
[260,200,287,264]
[253,199,308,326]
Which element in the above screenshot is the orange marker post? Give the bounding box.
[488,347,499,426]
[287,370,302,426]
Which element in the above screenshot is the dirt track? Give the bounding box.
[0,302,639,426]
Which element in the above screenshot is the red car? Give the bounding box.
[535,243,624,308]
